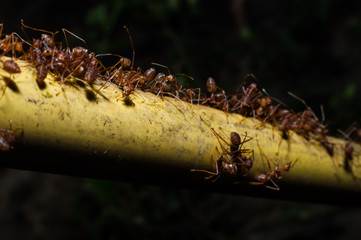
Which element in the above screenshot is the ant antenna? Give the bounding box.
[288,91,319,121]
[337,129,351,140]
[262,88,287,107]
[151,62,194,83]
[62,28,87,49]
[21,19,54,35]
[175,73,194,81]
[151,62,170,74]
[12,32,31,46]
[124,26,135,69]
[320,104,326,124]
[238,73,263,91]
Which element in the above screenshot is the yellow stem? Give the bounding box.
[1,57,360,205]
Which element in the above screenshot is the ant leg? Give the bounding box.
[191,154,223,181]
[238,131,252,149]
[199,117,230,154]
[276,134,283,156]
[190,169,218,176]
[160,91,188,111]
[288,91,319,121]
[124,26,135,69]
[134,90,152,124]
[265,178,280,191]
[248,181,264,187]
[256,139,275,170]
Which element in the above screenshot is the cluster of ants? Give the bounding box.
[0,22,358,190]
[201,76,332,151]
[0,21,106,91]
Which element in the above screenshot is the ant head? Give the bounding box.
[257,174,267,182]
[155,73,165,83]
[72,46,88,55]
[283,164,291,171]
[121,58,131,68]
[166,74,176,82]
[224,163,238,176]
[41,34,54,47]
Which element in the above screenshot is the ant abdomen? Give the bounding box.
[144,68,155,82]
[206,77,217,93]
[230,132,241,147]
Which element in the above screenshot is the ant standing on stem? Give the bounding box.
[250,140,298,190]
[191,117,254,181]
[338,124,358,174]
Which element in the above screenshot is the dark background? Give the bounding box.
[1,0,361,239]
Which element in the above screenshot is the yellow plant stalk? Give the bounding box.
[1,57,361,204]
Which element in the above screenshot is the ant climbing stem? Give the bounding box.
[191,117,254,180]
[253,140,298,190]
[124,26,135,70]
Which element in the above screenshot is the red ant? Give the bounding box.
[230,83,260,114]
[95,26,137,97]
[0,119,22,151]
[20,20,57,85]
[338,125,358,173]
[339,122,361,144]
[203,77,228,108]
[251,140,298,190]
[251,161,297,190]
[343,141,354,173]
[0,24,25,58]
[191,117,253,181]
[0,25,23,76]
[147,62,178,97]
